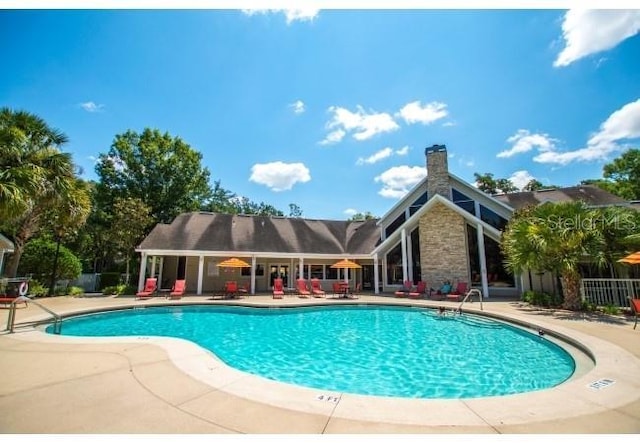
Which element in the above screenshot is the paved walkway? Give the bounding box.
[1,294,639,433]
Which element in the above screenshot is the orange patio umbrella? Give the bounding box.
[330,259,362,285]
[330,259,362,269]
[217,257,251,268]
[618,251,640,265]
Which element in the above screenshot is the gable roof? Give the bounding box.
[493,185,629,210]
[371,194,503,256]
[137,212,381,256]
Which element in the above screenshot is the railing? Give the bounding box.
[580,278,640,308]
[457,288,483,312]
[6,296,62,334]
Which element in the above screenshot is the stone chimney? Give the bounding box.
[425,144,450,200]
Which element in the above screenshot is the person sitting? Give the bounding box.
[437,280,452,295]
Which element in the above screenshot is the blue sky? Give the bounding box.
[1,7,639,220]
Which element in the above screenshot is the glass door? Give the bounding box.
[269,264,289,289]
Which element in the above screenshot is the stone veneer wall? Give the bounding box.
[419,202,470,287]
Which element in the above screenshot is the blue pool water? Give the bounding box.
[48,305,575,399]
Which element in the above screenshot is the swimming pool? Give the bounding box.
[48,305,576,399]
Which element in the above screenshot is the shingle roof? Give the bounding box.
[493,185,629,210]
[138,212,381,255]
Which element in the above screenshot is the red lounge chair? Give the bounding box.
[631,298,640,330]
[136,278,157,300]
[332,282,343,299]
[273,278,285,299]
[310,278,326,298]
[447,282,469,302]
[395,280,413,297]
[296,279,311,298]
[409,281,428,299]
[167,279,186,299]
[225,281,239,298]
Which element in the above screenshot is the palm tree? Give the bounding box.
[0,108,90,277]
[501,201,607,310]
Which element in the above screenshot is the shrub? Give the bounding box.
[27,281,48,298]
[67,286,84,296]
[18,239,82,283]
[601,304,620,315]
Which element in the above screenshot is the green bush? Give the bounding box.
[18,239,82,283]
[67,286,84,296]
[102,284,137,296]
[601,304,621,315]
[523,290,559,308]
[27,281,48,298]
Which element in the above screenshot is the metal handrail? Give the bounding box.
[6,296,63,334]
[456,288,483,312]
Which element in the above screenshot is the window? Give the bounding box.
[385,213,406,238]
[452,188,476,216]
[310,265,323,279]
[386,242,404,285]
[409,191,428,216]
[480,205,508,231]
[326,266,338,279]
[410,227,421,283]
[242,264,264,276]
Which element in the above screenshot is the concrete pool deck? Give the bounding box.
[0,294,639,434]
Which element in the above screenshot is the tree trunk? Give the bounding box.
[4,241,24,278]
[560,270,582,311]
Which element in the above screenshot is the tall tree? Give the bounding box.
[522,179,545,191]
[501,201,607,310]
[495,178,518,194]
[474,172,497,194]
[288,203,303,218]
[0,108,90,277]
[107,197,153,283]
[348,211,377,221]
[602,149,640,200]
[95,128,212,224]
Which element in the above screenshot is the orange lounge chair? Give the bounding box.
[296,279,311,298]
[409,281,428,299]
[310,278,326,298]
[394,280,413,298]
[167,279,186,299]
[136,278,157,300]
[447,282,468,302]
[273,278,285,299]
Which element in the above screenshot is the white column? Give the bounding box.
[150,256,157,278]
[401,228,408,283]
[407,231,413,283]
[477,224,489,299]
[137,252,148,291]
[157,257,164,289]
[299,257,304,281]
[374,254,379,294]
[197,255,204,295]
[251,256,256,295]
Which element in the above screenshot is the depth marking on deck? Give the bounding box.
[316,394,340,403]
[588,378,615,390]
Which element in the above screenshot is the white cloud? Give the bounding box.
[357,147,393,165]
[554,10,640,67]
[79,101,104,112]
[356,145,410,165]
[289,100,305,114]
[343,208,358,216]
[242,9,319,24]
[508,170,536,190]
[249,161,311,192]
[397,101,448,125]
[534,98,640,165]
[320,105,399,144]
[497,130,557,158]
[374,165,427,199]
